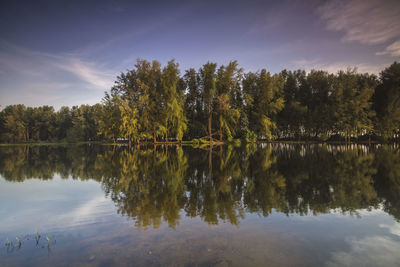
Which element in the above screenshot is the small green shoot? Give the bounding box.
[16,237,22,248]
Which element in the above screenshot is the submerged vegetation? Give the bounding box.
[0,61,399,144]
[2,232,56,253]
[0,144,399,227]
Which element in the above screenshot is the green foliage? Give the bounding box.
[161,60,187,141]
[192,138,199,145]
[215,61,243,141]
[199,62,217,141]
[333,69,376,139]
[243,70,284,140]
[245,130,257,143]
[373,62,400,140]
[96,93,122,143]
[67,104,102,142]
[184,68,204,139]
[1,60,400,143]
[119,98,139,144]
[199,138,210,144]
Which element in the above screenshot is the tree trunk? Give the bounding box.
[208,113,213,144]
[165,121,168,143]
[25,128,29,142]
[208,146,212,180]
[219,122,223,142]
[153,128,156,143]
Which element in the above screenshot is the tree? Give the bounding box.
[184,68,204,139]
[55,106,73,140]
[119,98,139,146]
[304,70,335,139]
[97,93,122,144]
[161,60,187,142]
[199,62,218,142]
[67,105,101,142]
[31,106,56,141]
[333,69,376,142]
[373,62,400,140]
[215,61,242,141]
[2,105,29,142]
[112,59,163,143]
[277,70,307,139]
[243,70,284,140]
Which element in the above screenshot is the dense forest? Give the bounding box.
[0,60,399,144]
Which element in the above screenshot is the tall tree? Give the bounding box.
[2,105,29,142]
[278,70,307,139]
[119,98,139,146]
[55,106,73,140]
[112,59,163,142]
[304,70,335,139]
[161,60,187,142]
[97,93,122,144]
[184,68,204,139]
[215,61,242,141]
[373,62,400,139]
[68,105,101,142]
[199,62,218,142]
[243,70,284,140]
[333,69,376,142]
[31,106,56,141]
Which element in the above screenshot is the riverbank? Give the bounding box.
[0,139,398,146]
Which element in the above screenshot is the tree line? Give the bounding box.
[1,60,399,143]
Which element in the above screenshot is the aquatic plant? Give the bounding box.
[35,231,41,245]
[16,237,22,248]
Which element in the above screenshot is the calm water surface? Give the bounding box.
[0,144,399,266]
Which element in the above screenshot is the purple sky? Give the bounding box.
[1,0,400,109]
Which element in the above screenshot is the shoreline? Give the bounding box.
[0,140,399,146]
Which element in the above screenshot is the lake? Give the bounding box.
[0,144,399,266]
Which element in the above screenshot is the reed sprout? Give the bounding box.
[16,237,22,248]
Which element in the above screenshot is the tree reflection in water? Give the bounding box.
[0,144,399,228]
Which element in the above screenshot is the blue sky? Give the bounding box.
[1,0,399,109]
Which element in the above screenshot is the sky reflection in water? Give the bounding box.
[0,144,399,266]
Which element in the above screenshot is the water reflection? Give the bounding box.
[0,144,399,229]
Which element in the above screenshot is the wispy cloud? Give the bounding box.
[53,58,114,90]
[380,223,400,237]
[0,41,115,91]
[0,41,116,108]
[376,40,400,57]
[326,235,400,267]
[317,0,400,57]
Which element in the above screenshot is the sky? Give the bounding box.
[1,0,400,109]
